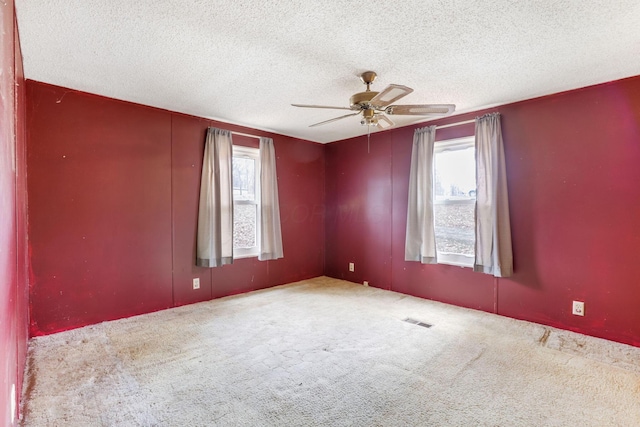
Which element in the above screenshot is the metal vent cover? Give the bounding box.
[403,318,433,328]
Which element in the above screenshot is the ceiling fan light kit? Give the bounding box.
[292,71,455,131]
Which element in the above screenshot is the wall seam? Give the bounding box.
[322,143,327,276]
[170,114,175,307]
[389,131,394,291]
[494,277,499,314]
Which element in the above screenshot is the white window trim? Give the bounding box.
[434,136,475,268]
[232,145,260,259]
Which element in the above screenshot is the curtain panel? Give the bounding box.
[196,127,234,267]
[258,137,284,261]
[405,126,438,264]
[474,113,513,277]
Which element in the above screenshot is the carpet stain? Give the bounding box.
[19,352,38,423]
[539,328,551,346]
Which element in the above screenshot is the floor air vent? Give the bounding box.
[403,318,433,328]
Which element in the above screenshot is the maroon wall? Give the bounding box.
[24,63,640,350]
[325,133,393,289]
[170,112,325,304]
[13,8,29,411]
[27,84,174,334]
[27,82,325,335]
[325,76,640,347]
[0,1,29,425]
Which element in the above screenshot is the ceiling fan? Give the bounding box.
[292,71,455,130]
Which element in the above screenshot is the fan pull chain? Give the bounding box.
[367,126,371,154]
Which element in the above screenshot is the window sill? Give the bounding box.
[437,252,474,268]
[234,251,259,260]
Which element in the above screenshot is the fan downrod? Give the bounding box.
[351,71,379,108]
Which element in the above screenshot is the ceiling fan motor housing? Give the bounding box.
[350,91,379,109]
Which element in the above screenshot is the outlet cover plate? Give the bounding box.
[572,300,584,316]
[349,263,354,272]
[193,278,200,290]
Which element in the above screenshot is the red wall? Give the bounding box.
[13,6,29,410]
[23,64,640,349]
[325,76,640,347]
[26,82,325,335]
[0,0,29,425]
[325,133,393,289]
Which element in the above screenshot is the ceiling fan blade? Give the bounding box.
[309,112,360,127]
[292,103,352,111]
[370,84,413,108]
[376,114,394,130]
[385,104,456,116]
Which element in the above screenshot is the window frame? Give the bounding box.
[232,145,260,259]
[433,136,476,268]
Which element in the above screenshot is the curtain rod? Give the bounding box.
[231,130,262,140]
[435,119,475,130]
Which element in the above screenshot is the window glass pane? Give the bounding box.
[434,144,475,258]
[434,147,476,201]
[232,156,256,201]
[234,203,257,249]
[434,202,475,256]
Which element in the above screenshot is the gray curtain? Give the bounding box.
[258,137,284,261]
[196,128,234,267]
[474,113,513,277]
[405,126,438,264]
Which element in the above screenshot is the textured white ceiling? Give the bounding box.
[15,1,640,143]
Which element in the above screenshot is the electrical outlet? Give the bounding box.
[349,262,355,272]
[193,278,200,290]
[572,301,584,316]
[363,281,369,287]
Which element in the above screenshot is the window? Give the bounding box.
[434,136,476,267]
[232,145,260,258]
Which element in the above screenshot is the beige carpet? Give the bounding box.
[20,277,640,426]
